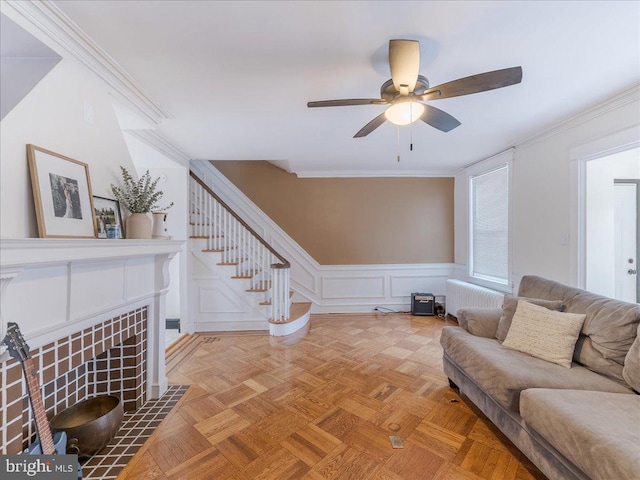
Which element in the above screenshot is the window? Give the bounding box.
[469,164,509,284]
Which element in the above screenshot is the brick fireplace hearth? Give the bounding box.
[1,307,147,454]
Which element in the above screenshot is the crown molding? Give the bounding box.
[293,169,455,178]
[125,129,191,166]
[514,83,640,149]
[3,0,171,125]
[452,84,640,175]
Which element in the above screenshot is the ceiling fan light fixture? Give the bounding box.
[385,101,425,126]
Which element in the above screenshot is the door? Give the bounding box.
[614,181,638,302]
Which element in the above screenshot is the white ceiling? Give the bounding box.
[53,0,640,176]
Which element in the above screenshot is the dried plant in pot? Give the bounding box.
[110,167,173,239]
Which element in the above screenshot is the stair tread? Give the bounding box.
[269,302,312,324]
[260,290,294,305]
[217,259,248,266]
[202,247,236,252]
[232,270,261,279]
[189,223,221,228]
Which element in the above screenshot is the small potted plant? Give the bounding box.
[110,167,173,239]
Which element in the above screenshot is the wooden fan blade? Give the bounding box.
[418,66,523,101]
[419,104,461,132]
[354,112,387,138]
[389,39,420,93]
[307,99,388,108]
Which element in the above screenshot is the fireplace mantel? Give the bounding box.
[0,238,184,400]
[0,238,183,268]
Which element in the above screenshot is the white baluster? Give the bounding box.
[192,179,197,235]
[214,199,219,251]
[196,182,200,237]
[222,210,227,262]
[284,268,290,320]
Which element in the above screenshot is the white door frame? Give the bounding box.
[569,127,639,290]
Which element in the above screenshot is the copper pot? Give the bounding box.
[50,395,124,459]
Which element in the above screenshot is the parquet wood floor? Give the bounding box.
[117,313,546,480]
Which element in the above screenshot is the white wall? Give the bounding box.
[0,6,136,238]
[123,133,188,323]
[455,88,640,293]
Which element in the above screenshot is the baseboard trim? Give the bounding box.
[194,321,269,332]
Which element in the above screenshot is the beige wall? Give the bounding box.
[212,161,454,265]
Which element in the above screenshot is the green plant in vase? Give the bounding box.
[111,167,173,239]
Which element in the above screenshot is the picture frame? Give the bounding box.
[27,144,97,238]
[93,196,125,239]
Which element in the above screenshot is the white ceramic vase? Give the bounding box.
[126,213,152,239]
[152,212,169,239]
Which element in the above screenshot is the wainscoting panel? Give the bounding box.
[313,265,452,313]
[390,271,451,298]
[71,261,126,319]
[322,275,386,299]
[4,265,69,330]
[198,282,248,314]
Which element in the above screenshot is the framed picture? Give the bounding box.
[93,196,125,239]
[27,145,97,238]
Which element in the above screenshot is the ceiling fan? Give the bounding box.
[307,39,523,138]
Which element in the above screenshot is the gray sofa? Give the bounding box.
[440,275,640,480]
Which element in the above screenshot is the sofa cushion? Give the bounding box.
[440,326,632,412]
[520,389,640,480]
[457,307,502,338]
[518,275,640,382]
[518,275,583,302]
[503,301,585,368]
[496,295,565,342]
[623,324,640,393]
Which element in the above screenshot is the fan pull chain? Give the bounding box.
[409,99,414,151]
[410,121,414,152]
[397,126,400,162]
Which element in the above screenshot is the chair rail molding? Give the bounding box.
[190,161,454,313]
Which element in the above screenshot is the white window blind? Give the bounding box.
[470,165,509,284]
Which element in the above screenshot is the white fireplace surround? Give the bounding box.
[0,238,183,399]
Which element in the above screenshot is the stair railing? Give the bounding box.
[190,171,291,322]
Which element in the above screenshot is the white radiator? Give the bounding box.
[446,279,505,317]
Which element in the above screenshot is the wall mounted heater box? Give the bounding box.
[411,293,435,316]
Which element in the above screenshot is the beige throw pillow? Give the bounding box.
[496,295,565,342]
[503,301,586,368]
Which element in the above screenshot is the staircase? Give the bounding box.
[189,171,311,336]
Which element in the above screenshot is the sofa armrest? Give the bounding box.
[456,307,502,338]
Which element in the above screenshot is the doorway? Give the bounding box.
[585,147,640,301]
